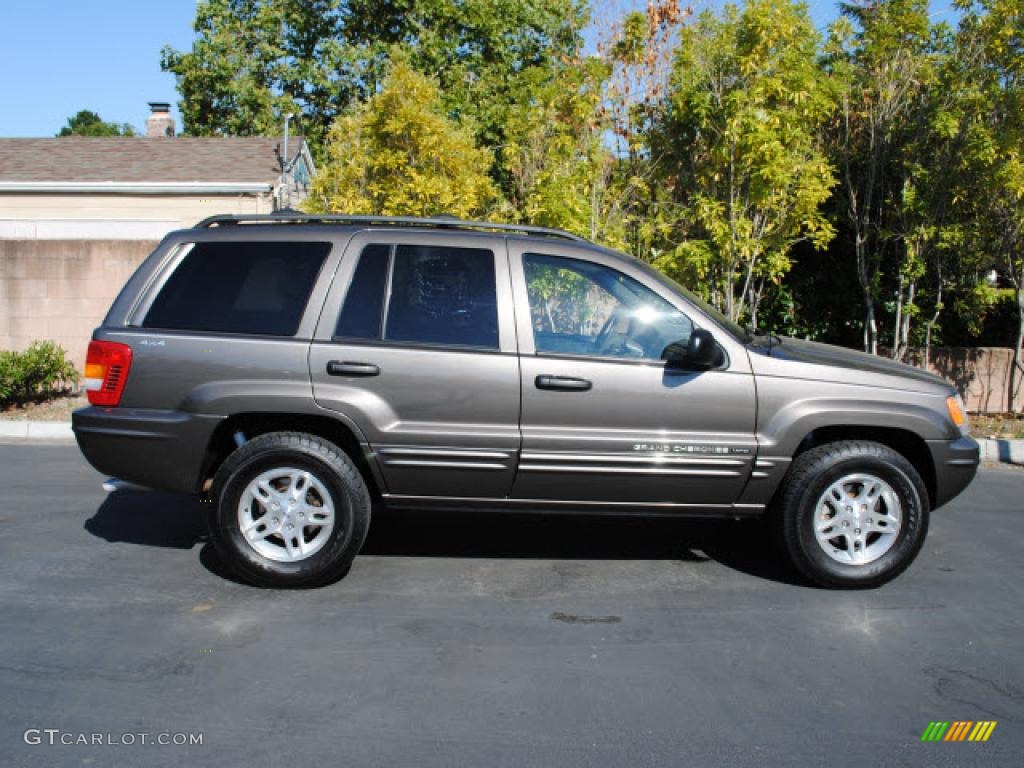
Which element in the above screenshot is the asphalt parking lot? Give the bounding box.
[1,443,1021,767]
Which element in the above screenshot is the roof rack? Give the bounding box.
[194,212,588,242]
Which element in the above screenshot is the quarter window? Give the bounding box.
[142,241,330,336]
[336,244,499,350]
[335,244,390,339]
[523,253,693,361]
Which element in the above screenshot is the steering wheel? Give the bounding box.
[594,308,646,357]
[593,310,622,354]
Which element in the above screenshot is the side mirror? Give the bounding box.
[662,328,720,368]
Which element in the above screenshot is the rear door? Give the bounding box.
[310,230,521,499]
[508,241,757,509]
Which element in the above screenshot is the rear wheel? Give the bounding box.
[778,440,929,589]
[208,432,371,588]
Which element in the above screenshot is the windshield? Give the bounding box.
[631,259,752,343]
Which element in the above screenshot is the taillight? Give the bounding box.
[84,340,133,406]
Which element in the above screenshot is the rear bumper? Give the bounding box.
[72,407,224,493]
[926,435,980,509]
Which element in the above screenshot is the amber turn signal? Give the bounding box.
[946,395,966,429]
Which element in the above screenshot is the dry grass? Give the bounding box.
[969,413,1024,439]
[0,393,88,421]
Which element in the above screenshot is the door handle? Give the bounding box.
[326,360,380,377]
[535,375,592,392]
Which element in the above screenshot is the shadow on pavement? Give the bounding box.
[83,491,805,586]
[84,490,206,549]
[364,507,805,585]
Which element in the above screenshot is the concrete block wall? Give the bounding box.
[0,239,156,369]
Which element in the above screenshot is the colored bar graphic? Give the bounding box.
[969,722,997,742]
[921,720,996,742]
[945,721,972,741]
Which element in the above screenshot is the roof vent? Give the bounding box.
[146,102,175,138]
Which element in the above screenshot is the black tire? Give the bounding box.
[208,431,371,588]
[777,440,929,589]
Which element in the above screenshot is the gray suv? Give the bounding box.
[73,213,979,589]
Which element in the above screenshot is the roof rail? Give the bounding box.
[194,212,588,242]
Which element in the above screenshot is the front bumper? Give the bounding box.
[926,435,980,509]
[72,407,224,493]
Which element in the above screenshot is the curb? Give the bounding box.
[0,421,75,440]
[978,438,1024,466]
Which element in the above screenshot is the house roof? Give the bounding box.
[0,137,309,193]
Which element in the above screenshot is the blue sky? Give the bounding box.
[0,1,958,138]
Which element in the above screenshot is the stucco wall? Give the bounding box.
[0,239,156,368]
[903,347,1022,414]
[0,192,271,236]
[0,191,273,368]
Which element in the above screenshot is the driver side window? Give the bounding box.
[523,253,693,361]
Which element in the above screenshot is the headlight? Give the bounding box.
[946,394,968,435]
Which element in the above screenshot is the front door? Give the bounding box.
[310,231,520,499]
[508,244,757,509]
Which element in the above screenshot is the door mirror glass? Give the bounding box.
[662,328,720,368]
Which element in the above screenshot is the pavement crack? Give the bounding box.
[550,611,622,625]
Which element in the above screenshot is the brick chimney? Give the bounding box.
[146,102,175,138]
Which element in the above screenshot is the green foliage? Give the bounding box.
[305,55,497,218]
[949,0,1024,404]
[0,342,79,407]
[524,260,596,335]
[164,0,1023,359]
[653,0,836,324]
[499,57,633,248]
[823,0,937,352]
[57,110,135,137]
[161,0,355,149]
[162,0,586,155]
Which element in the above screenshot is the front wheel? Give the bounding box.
[777,440,929,589]
[208,432,371,588]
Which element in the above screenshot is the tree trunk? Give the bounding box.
[894,280,915,362]
[864,300,878,355]
[893,273,904,360]
[1011,285,1024,414]
[924,276,942,370]
[855,233,877,354]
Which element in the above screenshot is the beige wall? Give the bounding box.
[0,192,272,234]
[0,191,274,368]
[903,347,1022,414]
[0,239,158,368]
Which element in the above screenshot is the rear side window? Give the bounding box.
[335,244,390,338]
[335,244,498,349]
[142,241,330,336]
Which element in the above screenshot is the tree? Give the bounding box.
[824,0,934,353]
[346,0,587,160]
[500,57,633,248]
[883,18,963,361]
[161,0,354,150]
[952,0,1024,410]
[162,0,587,157]
[57,110,135,137]
[597,0,691,260]
[305,55,497,218]
[652,0,836,326]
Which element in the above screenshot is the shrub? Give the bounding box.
[0,341,80,407]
